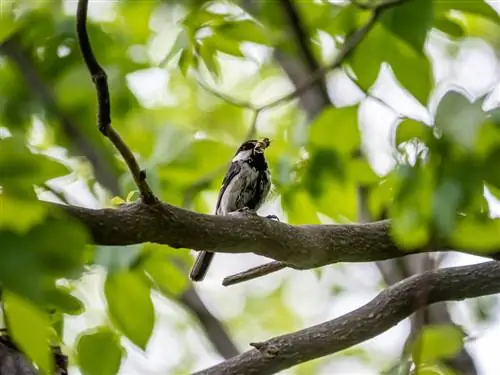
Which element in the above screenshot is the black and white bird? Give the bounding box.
[189,138,272,282]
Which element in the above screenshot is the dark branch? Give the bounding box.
[179,289,239,359]
[194,261,500,375]
[222,261,288,286]
[75,0,156,203]
[278,0,330,108]
[53,201,500,269]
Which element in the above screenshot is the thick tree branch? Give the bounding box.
[53,201,500,268]
[194,261,500,375]
[75,0,156,203]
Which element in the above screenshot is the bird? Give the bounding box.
[189,137,273,282]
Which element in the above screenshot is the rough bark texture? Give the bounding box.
[55,201,500,268]
[194,261,500,375]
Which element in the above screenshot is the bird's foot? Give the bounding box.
[230,207,257,217]
[266,214,280,221]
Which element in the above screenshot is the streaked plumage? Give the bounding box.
[189,138,271,282]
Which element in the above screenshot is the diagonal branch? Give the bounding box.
[75,0,156,204]
[194,261,500,375]
[222,261,288,286]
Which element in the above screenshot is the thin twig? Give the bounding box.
[196,77,256,110]
[257,12,378,112]
[222,261,288,286]
[76,0,156,204]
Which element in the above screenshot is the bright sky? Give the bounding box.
[30,1,500,374]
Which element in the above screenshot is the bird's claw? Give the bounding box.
[230,207,257,216]
[266,214,280,221]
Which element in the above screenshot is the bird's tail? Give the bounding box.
[189,251,215,282]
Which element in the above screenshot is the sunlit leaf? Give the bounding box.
[199,42,221,80]
[0,218,88,301]
[0,137,70,187]
[413,324,465,364]
[217,20,271,46]
[46,286,85,316]
[142,253,188,297]
[4,290,53,374]
[380,0,432,53]
[395,119,432,146]
[433,16,465,37]
[434,90,486,150]
[161,29,190,67]
[282,188,320,225]
[77,327,124,375]
[450,217,500,251]
[104,271,155,350]
[205,34,245,58]
[350,24,432,104]
[0,193,47,233]
[179,48,194,77]
[436,1,500,24]
[309,105,360,155]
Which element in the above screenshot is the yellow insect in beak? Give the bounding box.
[254,137,270,153]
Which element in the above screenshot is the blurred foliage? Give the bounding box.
[1,0,500,374]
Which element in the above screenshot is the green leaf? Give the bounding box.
[199,42,221,80]
[436,1,500,24]
[450,217,500,252]
[309,106,360,154]
[46,286,85,316]
[350,24,432,105]
[432,179,462,236]
[413,325,465,364]
[433,16,465,38]
[0,193,47,233]
[395,119,432,145]
[104,271,155,350]
[281,188,321,225]
[205,34,245,58]
[126,190,139,202]
[434,90,487,150]
[386,41,432,106]
[217,20,271,46]
[77,327,124,375]
[380,0,432,53]
[0,4,19,42]
[95,245,142,273]
[142,254,188,297]
[4,291,53,374]
[349,158,379,185]
[0,218,88,302]
[178,48,194,77]
[161,29,190,67]
[484,146,500,189]
[0,137,70,188]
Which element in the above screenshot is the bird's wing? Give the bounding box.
[215,161,241,215]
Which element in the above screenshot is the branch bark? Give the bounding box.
[53,201,500,268]
[194,261,500,375]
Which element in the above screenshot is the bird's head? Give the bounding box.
[232,138,271,162]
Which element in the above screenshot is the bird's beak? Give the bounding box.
[254,137,270,154]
